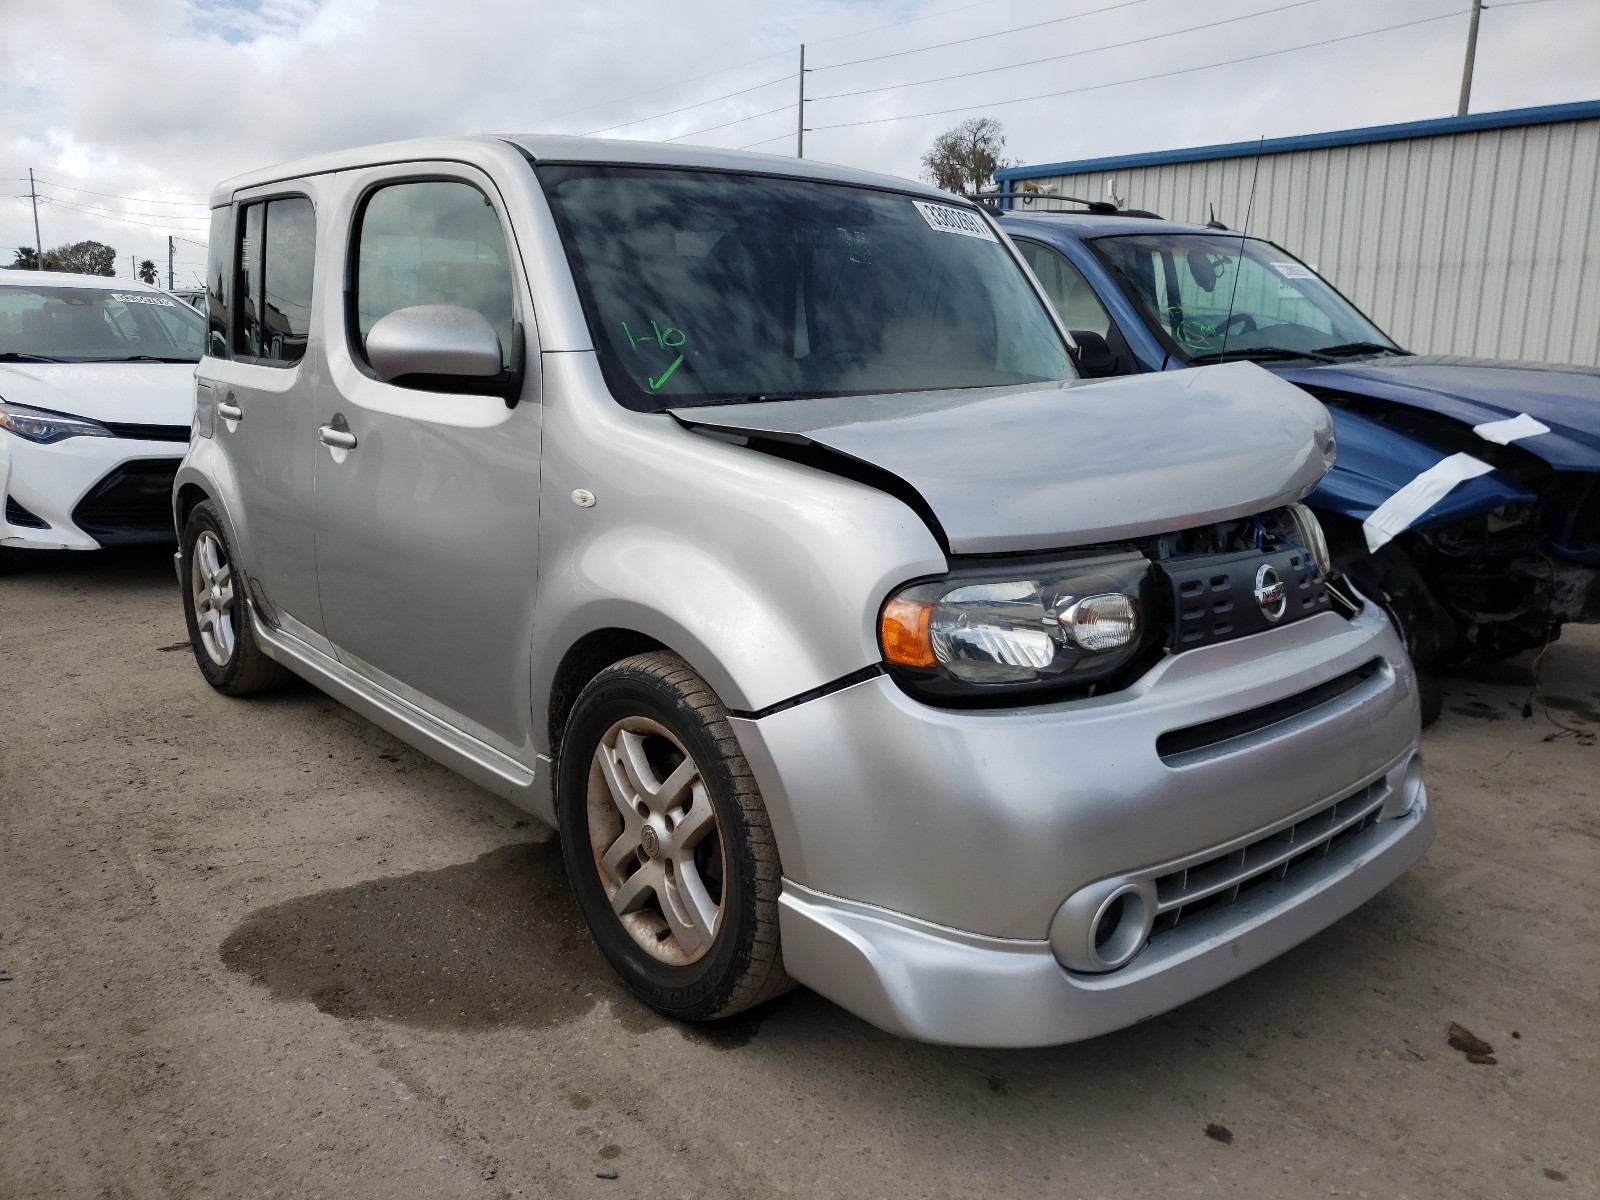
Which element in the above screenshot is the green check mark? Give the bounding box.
[648,354,685,391]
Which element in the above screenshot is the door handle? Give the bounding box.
[318,425,357,450]
[217,401,242,421]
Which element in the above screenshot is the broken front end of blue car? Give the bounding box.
[1301,396,1600,673]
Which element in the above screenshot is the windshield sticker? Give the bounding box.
[110,293,178,307]
[1268,262,1315,279]
[912,201,997,242]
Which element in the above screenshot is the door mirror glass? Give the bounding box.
[366,304,503,385]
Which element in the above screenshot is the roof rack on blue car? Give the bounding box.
[967,191,1163,219]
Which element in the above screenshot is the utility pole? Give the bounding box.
[796,44,806,159]
[1457,0,1483,117]
[27,168,42,265]
[167,235,175,290]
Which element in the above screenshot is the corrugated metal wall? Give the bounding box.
[1013,116,1600,367]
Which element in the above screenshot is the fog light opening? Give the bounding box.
[1089,885,1152,971]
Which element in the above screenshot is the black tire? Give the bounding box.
[179,500,290,695]
[556,651,792,1022]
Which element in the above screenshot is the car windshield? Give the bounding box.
[0,283,206,363]
[538,165,1073,409]
[1090,233,1400,363]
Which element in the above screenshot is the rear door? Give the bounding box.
[198,185,326,646]
[310,164,543,756]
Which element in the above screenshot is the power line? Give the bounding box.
[37,196,209,230]
[809,0,1007,47]
[32,177,208,207]
[666,101,798,142]
[736,132,797,151]
[39,195,208,225]
[810,0,1158,72]
[582,71,794,136]
[810,0,1323,102]
[539,48,794,128]
[808,8,1468,131]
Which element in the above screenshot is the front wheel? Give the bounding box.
[556,651,792,1021]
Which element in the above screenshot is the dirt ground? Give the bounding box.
[2,546,1595,1200]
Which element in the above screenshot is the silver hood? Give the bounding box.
[673,362,1335,555]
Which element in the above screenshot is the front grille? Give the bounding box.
[1163,546,1329,651]
[1156,659,1386,766]
[103,421,191,443]
[1148,780,1388,940]
[70,459,180,546]
[5,494,50,528]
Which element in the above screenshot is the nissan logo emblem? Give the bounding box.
[1254,564,1288,622]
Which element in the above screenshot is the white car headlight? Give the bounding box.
[0,399,116,444]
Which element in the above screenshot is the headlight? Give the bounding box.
[1284,503,1332,578]
[0,400,116,444]
[880,551,1153,700]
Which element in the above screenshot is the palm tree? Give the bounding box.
[138,259,158,285]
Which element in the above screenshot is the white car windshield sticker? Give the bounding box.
[111,293,177,307]
[1269,262,1316,279]
[1473,413,1551,445]
[913,201,996,242]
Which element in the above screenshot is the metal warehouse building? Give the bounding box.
[994,100,1600,368]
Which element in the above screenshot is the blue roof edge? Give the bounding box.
[994,99,1600,181]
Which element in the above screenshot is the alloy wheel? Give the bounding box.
[586,716,726,965]
[191,529,236,667]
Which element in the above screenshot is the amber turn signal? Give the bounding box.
[880,598,937,667]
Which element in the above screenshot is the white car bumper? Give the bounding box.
[1,430,185,550]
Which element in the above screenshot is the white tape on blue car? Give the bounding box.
[1473,413,1550,445]
[1363,452,1495,554]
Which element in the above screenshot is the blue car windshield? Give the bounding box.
[1091,233,1399,363]
[537,165,1074,409]
[0,283,205,362]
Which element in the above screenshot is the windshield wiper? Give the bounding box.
[92,354,200,363]
[1314,341,1409,358]
[0,351,64,363]
[1188,346,1335,365]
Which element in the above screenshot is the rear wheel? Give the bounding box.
[556,651,791,1021]
[180,501,290,695]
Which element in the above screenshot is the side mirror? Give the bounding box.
[1070,330,1118,378]
[366,304,503,388]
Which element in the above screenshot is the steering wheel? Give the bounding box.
[1214,312,1258,337]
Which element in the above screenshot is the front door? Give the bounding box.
[310,166,543,756]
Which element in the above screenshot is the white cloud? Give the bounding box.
[2,0,1595,282]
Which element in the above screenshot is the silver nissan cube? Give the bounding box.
[174,135,1432,1047]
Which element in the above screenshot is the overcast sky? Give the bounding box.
[2,0,1596,285]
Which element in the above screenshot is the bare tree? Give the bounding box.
[921,117,1013,195]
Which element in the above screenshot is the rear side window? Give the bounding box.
[350,180,516,372]
[233,195,316,366]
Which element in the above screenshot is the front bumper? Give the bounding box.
[731,600,1430,1046]
[0,431,182,550]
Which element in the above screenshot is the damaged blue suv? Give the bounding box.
[998,207,1600,722]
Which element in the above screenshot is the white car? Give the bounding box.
[0,271,203,553]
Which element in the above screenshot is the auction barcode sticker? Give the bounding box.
[913,201,997,242]
[111,293,177,306]
[1269,261,1316,279]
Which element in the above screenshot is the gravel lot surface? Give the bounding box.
[2,547,1595,1199]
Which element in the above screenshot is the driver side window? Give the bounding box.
[351,179,517,373]
[1015,240,1114,339]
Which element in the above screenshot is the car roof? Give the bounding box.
[997,211,1231,241]
[212,133,955,206]
[0,270,166,291]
